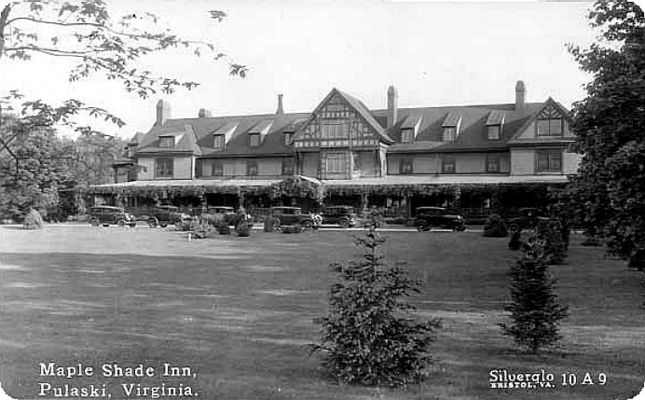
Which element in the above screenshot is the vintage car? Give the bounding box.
[147,205,190,228]
[505,208,549,232]
[270,206,314,230]
[88,206,136,227]
[321,205,358,228]
[414,206,466,231]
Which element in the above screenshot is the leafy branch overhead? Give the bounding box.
[0,0,248,98]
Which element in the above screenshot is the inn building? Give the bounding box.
[95,81,580,220]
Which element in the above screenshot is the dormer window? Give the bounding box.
[158,136,175,148]
[249,133,260,147]
[284,132,294,146]
[443,127,457,142]
[442,112,461,142]
[536,104,564,136]
[487,125,501,140]
[213,134,225,151]
[401,128,414,144]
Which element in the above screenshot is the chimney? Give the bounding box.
[156,99,171,126]
[276,94,284,114]
[515,80,526,111]
[198,108,212,118]
[387,85,398,128]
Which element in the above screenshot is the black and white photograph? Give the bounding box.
[1,0,644,399]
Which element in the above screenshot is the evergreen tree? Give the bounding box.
[312,214,441,386]
[500,239,569,353]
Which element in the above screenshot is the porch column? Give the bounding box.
[360,191,369,217]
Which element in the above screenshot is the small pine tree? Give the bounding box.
[235,221,251,237]
[312,214,441,386]
[542,221,567,265]
[500,239,569,354]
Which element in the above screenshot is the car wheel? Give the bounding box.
[509,223,520,232]
[117,219,125,227]
[129,223,136,228]
[102,224,109,227]
[273,220,281,231]
[90,218,100,227]
[148,218,158,228]
[160,222,168,228]
[339,218,349,229]
[416,222,427,232]
[301,220,313,230]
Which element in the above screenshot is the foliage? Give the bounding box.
[483,214,508,238]
[22,208,44,229]
[508,231,522,251]
[192,219,217,239]
[217,221,231,235]
[541,220,567,265]
[500,237,569,354]
[269,176,324,202]
[263,217,278,232]
[566,0,645,264]
[312,215,441,387]
[235,221,250,237]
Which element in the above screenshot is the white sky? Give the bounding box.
[0,0,629,139]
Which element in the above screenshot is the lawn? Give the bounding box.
[0,225,644,400]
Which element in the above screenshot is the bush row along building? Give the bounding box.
[92,81,579,219]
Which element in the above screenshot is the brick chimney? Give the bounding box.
[156,99,171,126]
[276,94,284,115]
[387,86,398,128]
[198,108,212,118]
[515,80,526,111]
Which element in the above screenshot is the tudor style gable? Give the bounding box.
[293,88,393,180]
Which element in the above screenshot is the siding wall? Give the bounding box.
[563,151,582,174]
[510,148,535,175]
[201,157,285,177]
[388,153,510,174]
[137,156,192,180]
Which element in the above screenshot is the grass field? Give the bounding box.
[1,225,644,400]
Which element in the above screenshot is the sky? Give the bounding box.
[0,0,626,140]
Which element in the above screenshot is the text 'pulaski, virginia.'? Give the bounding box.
[37,362,198,398]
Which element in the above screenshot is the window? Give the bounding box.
[213,135,225,150]
[282,158,294,175]
[320,120,350,139]
[155,158,173,177]
[249,133,260,147]
[443,127,456,142]
[195,159,202,178]
[486,154,500,173]
[399,158,413,174]
[401,128,414,144]
[536,150,562,173]
[487,125,501,140]
[158,136,175,148]
[212,162,223,176]
[441,156,456,173]
[284,132,294,146]
[536,105,564,136]
[247,160,258,176]
[324,153,346,173]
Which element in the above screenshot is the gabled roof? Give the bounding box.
[378,102,546,153]
[506,97,574,146]
[442,111,462,127]
[249,119,273,135]
[137,124,201,155]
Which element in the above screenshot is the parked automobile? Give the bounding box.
[505,208,549,232]
[147,205,190,228]
[88,206,136,227]
[321,205,358,228]
[270,206,313,230]
[414,206,466,231]
[204,206,253,228]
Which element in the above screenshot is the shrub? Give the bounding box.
[581,235,602,247]
[542,221,567,265]
[217,221,231,235]
[483,214,508,237]
[312,216,442,387]
[281,225,302,234]
[202,213,224,227]
[193,220,217,239]
[22,209,44,230]
[236,222,251,237]
[508,231,522,251]
[263,217,278,232]
[500,238,569,354]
